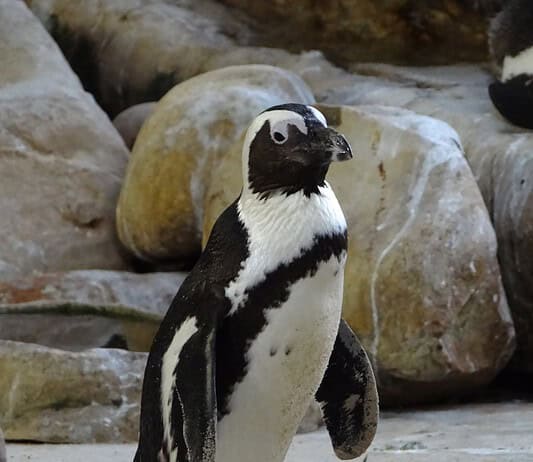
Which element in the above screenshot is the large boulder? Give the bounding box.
[318,64,533,373]
[0,0,129,280]
[26,0,252,116]
[0,340,145,443]
[218,0,492,66]
[202,104,515,405]
[0,270,185,352]
[116,65,314,263]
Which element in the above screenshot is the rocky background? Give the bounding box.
[0,0,530,446]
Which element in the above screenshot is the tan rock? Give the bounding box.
[203,104,515,405]
[0,270,185,352]
[317,64,533,372]
[113,103,156,150]
[27,0,252,116]
[0,340,146,443]
[117,65,314,262]
[0,0,129,280]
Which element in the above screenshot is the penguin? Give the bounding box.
[134,103,379,462]
[488,0,533,129]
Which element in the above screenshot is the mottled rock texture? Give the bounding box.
[218,0,491,66]
[116,65,314,263]
[315,64,532,373]
[202,103,515,404]
[0,0,129,280]
[26,0,252,116]
[0,270,185,352]
[0,340,146,443]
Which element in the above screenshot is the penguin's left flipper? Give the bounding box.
[316,319,379,460]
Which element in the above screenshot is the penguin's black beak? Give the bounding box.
[489,75,533,129]
[309,126,353,164]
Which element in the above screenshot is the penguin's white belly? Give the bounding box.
[216,255,345,462]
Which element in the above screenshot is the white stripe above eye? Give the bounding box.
[307,106,327,127]
[502,46,533,82]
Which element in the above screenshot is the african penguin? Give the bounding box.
[488,0,533,128]
[134,103,379,462]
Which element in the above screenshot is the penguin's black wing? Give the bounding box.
[135,201,248,462]
[316,319,379,460]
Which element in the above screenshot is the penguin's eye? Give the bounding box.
[272,131,287,144]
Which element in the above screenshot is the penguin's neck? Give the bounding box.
[238,184,347,266]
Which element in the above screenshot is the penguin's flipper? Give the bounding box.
[316,319,379,460]
[164,316,218,462]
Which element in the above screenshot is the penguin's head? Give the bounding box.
[488,0,533,129]
[242,104,352,198]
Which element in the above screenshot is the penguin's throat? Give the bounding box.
[246,164,329,200]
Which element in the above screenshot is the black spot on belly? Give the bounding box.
[270,347,278,357]
[216,230,347,419]
[285,345,292,356]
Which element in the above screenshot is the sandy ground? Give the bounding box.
[6,402,533,461]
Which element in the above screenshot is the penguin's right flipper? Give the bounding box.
[316,319,379,460]
[170,321,218,462]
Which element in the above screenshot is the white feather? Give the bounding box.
[502,46,533,82]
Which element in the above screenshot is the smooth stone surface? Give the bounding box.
[0,0,129,280]
[202,104,515,405]
[116,65,314,262]
[0,341,146,443]
[0,270,185,352]
[113,103,156,150]
[7,402,533,461]
[318,64,533,373]
[27,0,252,116]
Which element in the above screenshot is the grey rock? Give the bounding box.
[0,340,146,443]
[113,103,157,150]
[27,0,253,115]
[0,270,185,352]
[0,0,129,280]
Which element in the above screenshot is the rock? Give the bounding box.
[0,340,145,443]
[0,427,4,462]
[315,64,533,373]
[218,0,490,66]
[0,0,129,280]
[297,401,323,434]
[202,104,515,405]
[113,103,157,150]
[0,270,185,352]
[27,0,252,116]
[116,65,314,263]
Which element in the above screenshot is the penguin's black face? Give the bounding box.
[244,104,352,198]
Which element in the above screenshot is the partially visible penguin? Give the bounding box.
[134,103,379,462]
[488,0,533,128]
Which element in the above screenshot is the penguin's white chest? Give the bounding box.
[216,254,346,462]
